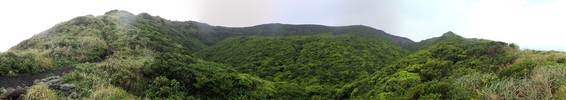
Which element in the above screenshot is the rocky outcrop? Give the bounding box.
[37,76,77,98]
[0,87,27,100]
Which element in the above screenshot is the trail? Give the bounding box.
[0,66,76,88]
[0,49,112,88]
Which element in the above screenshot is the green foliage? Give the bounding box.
[481,64,566,99]
[555,85,566,99]
[59,10,276,99]
[25,82,59,100]
[0,15,111,76]
[451,50,566,99]
[340,34,519,99]
[408,31,463,51]
[191,23,413,46]
[0,49,53,76]
[196,34,408,98]
[498,60,537,78]
[272,82,309,99]
[145,76,186,99]
[143,53,276,99]
[63,63,109,98]
[89,86,137,99]
[6,10,566,99]
[196,35,408,82]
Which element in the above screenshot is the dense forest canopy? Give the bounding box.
[1,10,566,99]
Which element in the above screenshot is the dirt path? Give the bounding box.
[0,66,76,88]
[0,50,110,89]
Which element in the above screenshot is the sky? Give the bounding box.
[0,0,565,52]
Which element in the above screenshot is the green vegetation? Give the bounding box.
[89,86,137,99]
[195,34,408,98]
[54,10,275,99]
[25,82,59,100]
[338,33,520,99]
[2,10,566,99]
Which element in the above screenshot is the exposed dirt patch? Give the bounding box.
[0,66,76,88]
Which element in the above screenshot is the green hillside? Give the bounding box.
[1,10,275,99]
[339,33,519,99]
[195,34,408,98]
[191,22,414,46]
[1,10,566,99]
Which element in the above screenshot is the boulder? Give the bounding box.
[0,87,26,100]
[36,76,77,97]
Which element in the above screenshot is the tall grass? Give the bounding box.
[90,85,137,99]
[63,63,142,99]
[15,49,53,69]
[515,50,566,65]
[25,82,59,100]
[481,64,566,99]
[0,49,53,76]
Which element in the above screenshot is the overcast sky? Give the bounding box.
[0,0,565,52]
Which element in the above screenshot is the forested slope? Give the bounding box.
[339,32,519,99]
[191,23,414,46]
[1,10,566,99]
[195,34,409,98]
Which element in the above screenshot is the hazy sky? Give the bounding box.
[0,0,565,52]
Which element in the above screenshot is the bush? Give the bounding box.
[0,49,53,76]
[498,60,537,78]
[90,86,136,99]
[25,82,59,100]
[273,82,309,99]
[146,76,186,99]
[62,63,109,98]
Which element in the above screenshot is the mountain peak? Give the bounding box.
[442,31,456,36]
[104,10,135,16]
[440,31,463,38]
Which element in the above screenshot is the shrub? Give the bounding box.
[25,82,59,100]
[145,76,186,99]
[90,86,136,99]
[498,60,537,78]
[0,49,53,76]
[62,63,109,98]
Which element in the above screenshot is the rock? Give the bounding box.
[0,75,77,99]
[40,76,63,87]
[4,87,15,94]
[59,84,76,95]
[37,76,64,90]
[0,87,4,94]
[0,87,26,100]
[40,76,60,83]
[34,76,77,96]
[60,84,75,91]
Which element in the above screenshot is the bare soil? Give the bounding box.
[0,66,76,88]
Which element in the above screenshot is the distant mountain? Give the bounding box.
[407,31,464,51]
[1,10,565,99]
[191,21,414,46]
